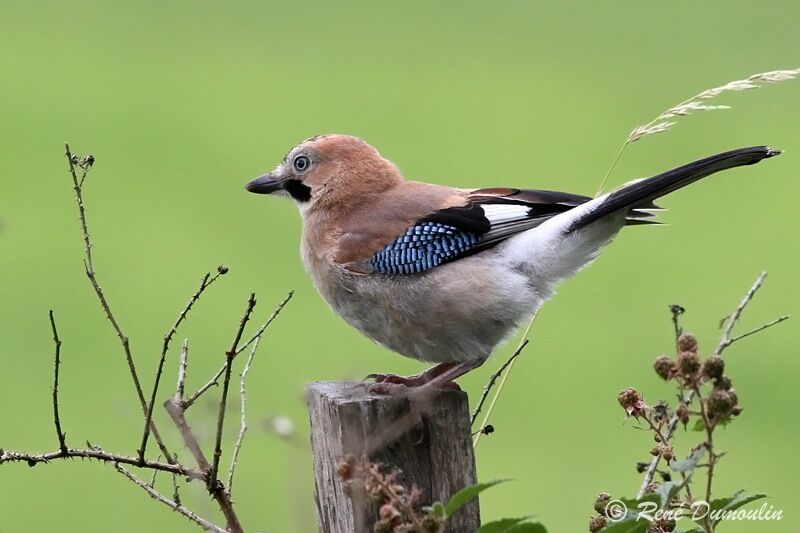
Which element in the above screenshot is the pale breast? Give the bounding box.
[301,239,540,363]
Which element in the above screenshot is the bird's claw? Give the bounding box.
[364,373,426,386]
[364,381,411,395]
[358,373,462,395]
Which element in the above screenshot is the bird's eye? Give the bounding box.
[293,155,310,172]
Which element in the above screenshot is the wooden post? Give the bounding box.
[307,381,480,533]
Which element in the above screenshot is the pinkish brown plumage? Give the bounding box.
[246,134,778,392]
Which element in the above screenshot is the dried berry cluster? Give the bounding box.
[337,454,442,533]
[653,333,742,425]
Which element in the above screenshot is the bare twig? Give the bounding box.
[148,456,161,488]
[172,473,182,506]
[690,382,716,505]
[114,464,227,533]
[235,290,294,356]
[637,392,691,499]
[163,401,210,471]
[140,269,227,461]
[636,272,789,498]
[164,344,210,472]
[158,294,296,533]
[64,143,172,463]
[176,340,189,399]
[470,339,529,425]
[49,310,67,453]
[0,145,300,533]
[713,271,775,356]
[227,333,263,496]
[642,412,670,447]
[670,304,685,352]
[729,315,790,344]
[184,366,226,410]
[183,291,294,409]
[1,145,301,533]
[0,447,202,479]
[164,368,244,533]
[473,307,540,447]
[210,294,257,487]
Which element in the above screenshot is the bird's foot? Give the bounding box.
[361,363,461,394]
[365,372,428,387]
[363,362,457,390]
[360,361,479,395]
[362,379,461,395]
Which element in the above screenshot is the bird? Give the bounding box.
[245,134,779,392]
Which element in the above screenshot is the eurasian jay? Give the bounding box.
[245,135,778,392]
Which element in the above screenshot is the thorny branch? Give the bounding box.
[210,294,257,488]
[140,266,228,462]
[183,291,294,410]
[473,307,540,446]
[227,333,263,496]
[176,340,189,400]
[0,447,202,479]
[161,290,291,532]
[65,143,173,463]
[49,310,67,453]
[162,302,246,533]
[114,464,227,533]
[470,339,529,426]
[0,145,294,533]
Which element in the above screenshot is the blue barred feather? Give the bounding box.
[369,222,480,275]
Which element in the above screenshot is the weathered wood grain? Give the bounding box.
[307,381,480,533]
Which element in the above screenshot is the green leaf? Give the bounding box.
[692,417,734,432]
[444,479,510,517]
[672,447,707,473]
[716,417,734,429]
[619,493,659,510]
[478,517,545,533]
[655,481,683,509]
[598,516,649,533]
[478,517,531,533]
[708,490,768,526]
[426,501,446,519]
[505,523,547,533]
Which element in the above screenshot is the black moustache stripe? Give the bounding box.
[284,179,311,202]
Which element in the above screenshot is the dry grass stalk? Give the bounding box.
[596,67,800,195]
[628,68,800,142]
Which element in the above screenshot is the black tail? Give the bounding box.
[567,146,780,232]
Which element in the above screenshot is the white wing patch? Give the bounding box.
[480,204,532,225]
[478,203,546,244]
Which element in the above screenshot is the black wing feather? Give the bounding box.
[566,146,779,232]
[368,189,586,275]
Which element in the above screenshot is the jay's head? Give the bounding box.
[245,134,402,212]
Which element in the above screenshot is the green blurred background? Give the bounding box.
[1,1,798,531]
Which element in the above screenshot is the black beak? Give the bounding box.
[245,172,284,194]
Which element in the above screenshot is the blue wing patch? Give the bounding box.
[369,221,481,275]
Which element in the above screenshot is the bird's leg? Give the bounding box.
[366,362,457,387]
[415,359,484,391]
[366,360,484,395]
